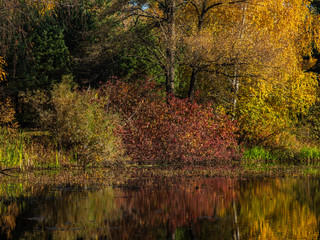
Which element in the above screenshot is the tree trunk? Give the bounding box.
[165,0,176,97]
[232,65,239,120]
[188,67,198,100]
[188,2,205,100]
[232,3,247,119]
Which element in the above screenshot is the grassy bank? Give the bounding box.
[2,164,320,192]
[3,128,320,177]
[243,145,320,167]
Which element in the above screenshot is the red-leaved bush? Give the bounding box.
[99,79,241,165]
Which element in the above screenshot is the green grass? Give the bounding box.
[298,146,320,165]
[242,146,278,167]
[243,145,320,167]
[0,128,29,169]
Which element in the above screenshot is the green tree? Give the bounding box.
[23,22,70,91]
[104,0,180,96]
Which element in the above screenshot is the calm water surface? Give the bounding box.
[1,177,320,239]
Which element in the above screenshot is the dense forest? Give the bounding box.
[1,0,320,168]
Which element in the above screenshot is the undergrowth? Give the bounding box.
[6,78,320,171]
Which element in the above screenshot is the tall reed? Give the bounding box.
[299,146,320,165]
[0,128,74,170]
[0,128,28,169]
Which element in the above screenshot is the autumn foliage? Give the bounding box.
[100,80,240,165]
[0,57,17,130]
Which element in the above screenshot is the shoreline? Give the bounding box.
[1,164,320,190]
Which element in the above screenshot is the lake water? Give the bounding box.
[1,176,320,239]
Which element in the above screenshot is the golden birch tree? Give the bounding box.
[179,0,320,144]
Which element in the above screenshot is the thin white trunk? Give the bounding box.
[232,3,247,119]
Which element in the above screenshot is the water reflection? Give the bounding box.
[0,177,320,239]
[238,178,320,239]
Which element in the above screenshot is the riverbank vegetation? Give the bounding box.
[1,0,320,173]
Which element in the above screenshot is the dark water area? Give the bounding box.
[1,177,320,239]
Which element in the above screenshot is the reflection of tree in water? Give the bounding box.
[0,201,19,239]
[110,178,239,239]
[238,178,320,239]
[0,184,120,239]
[0,178,240,240]
[289,178,320,240]
[2,177,320,239]
[0,182,44,239]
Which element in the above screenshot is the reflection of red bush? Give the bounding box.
[113,178,238,238]
[100,80,240,165]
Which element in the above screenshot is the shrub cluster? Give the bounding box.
[19,77,240,168]
[100,80,240,165]
[41,76,125,167]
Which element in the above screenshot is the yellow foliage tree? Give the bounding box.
[234,0,319,144]
[179,0,320,144]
